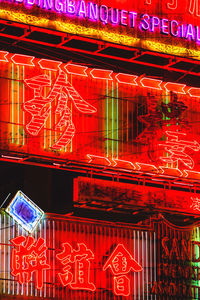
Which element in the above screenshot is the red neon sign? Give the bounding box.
[10,236,142,296]
[56,243,96,291]
[103,244,143,296]
[1,51,200,181]
[10,236,50,289]
[24,71,96,150]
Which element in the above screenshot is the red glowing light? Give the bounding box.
[103,244,142,297]
[112,158,136,170]
[113,275,131,297]
[115,73,138,85]
[187,87,200,98]
[10,236,50,289]
[159,131,200,169]
[164,82,186,94]
[188,0,200,16]
[90,69,113,80]
[86,154,112,166]
[167,0,178,9]
[0,51,9,62]
[38,59,62,71]
[56,243,96,291]
[11,54,35,66]
[23,71,96,149]
[140,77,162,90]
[65,63,88,76]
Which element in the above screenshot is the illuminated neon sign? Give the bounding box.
[1,51,200,181]
[1,0,200,57]
[74,177,200,216]
[5,191,44,233]
[10,236,142,296]
[3,210,200,299]
[1,0,200,44]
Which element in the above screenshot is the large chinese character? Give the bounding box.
[10,236,50,289]
[103,244,143,296]
[136,93,163,143]
[56,243,96,291]
[159,131,200,169]
[23,71,97,149]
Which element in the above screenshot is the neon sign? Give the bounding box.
[10,236,50,289]
[56,243,96,291]
[5,191,44,233]
[3,210,200,299]
[103,244,143,296]
[1,0,200,57]
[10,236,142,296]
[1,51,200,181]
[24,70,96,149]
[74,176,200,215]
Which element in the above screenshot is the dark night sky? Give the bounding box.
[0,161,74,214]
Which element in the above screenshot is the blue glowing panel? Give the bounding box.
[5,191,44,233]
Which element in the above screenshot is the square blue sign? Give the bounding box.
[5,191,44,233]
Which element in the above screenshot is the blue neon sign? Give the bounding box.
[5,191,44,233]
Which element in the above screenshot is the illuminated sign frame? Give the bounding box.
[5,191,44,233]
[1,51,200,182]
[1,0,200,59]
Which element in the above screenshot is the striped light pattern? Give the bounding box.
[0,210,157,299]
[1,51,200,178]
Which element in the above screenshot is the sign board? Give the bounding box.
[0,0,200,58]
[74,177,200,216]
[1,51,200,180]
[5,190,44,233]
[1,211,200,299]
[0,210,155,299]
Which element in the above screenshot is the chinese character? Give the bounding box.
[136,93,163,143]
[10,236,50,289]
[103,244,143,296]
[56,243,96,291]
[161,92,187,120]
[23,71,96,150]
[190,197,200,211]
[159,131,200,169]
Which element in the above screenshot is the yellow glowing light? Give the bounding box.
[143,40,200,60]
[1,8,200,60]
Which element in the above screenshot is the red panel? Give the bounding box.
[65,64,88,76]
[90,69,113,80]
[38,59,62,71]
[0,212,154,299]
[140,77,162,90]
[74,176,200,215]
[11,54,35,66]
[115,73,138,85]
[0,51,9,62]
[1,51,200,181]
[164,82,186,94]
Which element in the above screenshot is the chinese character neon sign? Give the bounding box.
[10,237,142,296]
[103,244,143,296]
[24,71,97,150]
[10,236,50,289]
[56,243,96,291]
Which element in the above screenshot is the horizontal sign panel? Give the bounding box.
[1,210,200,299]
[1,51,200,180]
[0,0,200,58]
[74,176,200,215]
[0,210,155,299]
